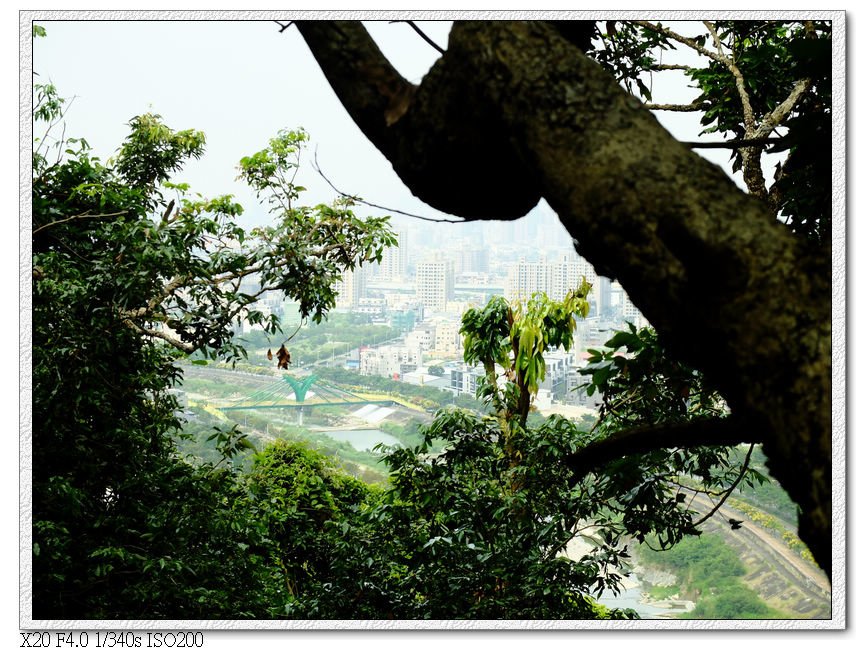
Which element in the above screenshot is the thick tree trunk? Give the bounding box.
[295,20,833,577]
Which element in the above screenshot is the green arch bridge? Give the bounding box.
[214,373,395,414]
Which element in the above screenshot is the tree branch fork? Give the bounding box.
[294,19,832,575]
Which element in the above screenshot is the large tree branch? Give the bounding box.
[699,20,771,204]
[294,22,416,139]
[296,19,832,576]
[683,136,790,150]
[703,21,756,133]
[637,21,814,210]
[122,318,194,353]
[295,21,542,219]
[566,416,757,482]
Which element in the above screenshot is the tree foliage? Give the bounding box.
[582,323,726,430]
[255,292,637,619]
[577,324,768,545]
[590,20,831,244]
[461,285,590,432]
[31,69,394,617]
[282,292,768,619]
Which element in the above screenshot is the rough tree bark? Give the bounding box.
[294,20,833,577]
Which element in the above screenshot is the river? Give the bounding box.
[563,537,694,619]
[597,586,691,619]
[320,428,402,451]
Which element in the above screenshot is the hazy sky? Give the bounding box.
[30,17,746,235]
[31,20,454,227]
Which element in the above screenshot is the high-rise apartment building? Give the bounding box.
[334,265,369,309]
[375,230,408,280]
[611,280,646,326]
[505,259,547,301]
[506,254,599,305]
[416,260,454,313]
[546,254,598,302]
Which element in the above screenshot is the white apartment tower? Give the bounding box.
[547,254,598,301]
[505,259,547,301]
[334,265,369,309]
[416,260,455,313]
[506,254,608,314]
[376,230,408,280]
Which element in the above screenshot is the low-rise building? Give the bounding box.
[433,320,462,357]
[359,343,423,380]
[405,323,436,352]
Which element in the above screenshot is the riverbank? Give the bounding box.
[563,537,696,619]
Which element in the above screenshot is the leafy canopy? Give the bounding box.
[31,70,395,617]
[590,20,831,244]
